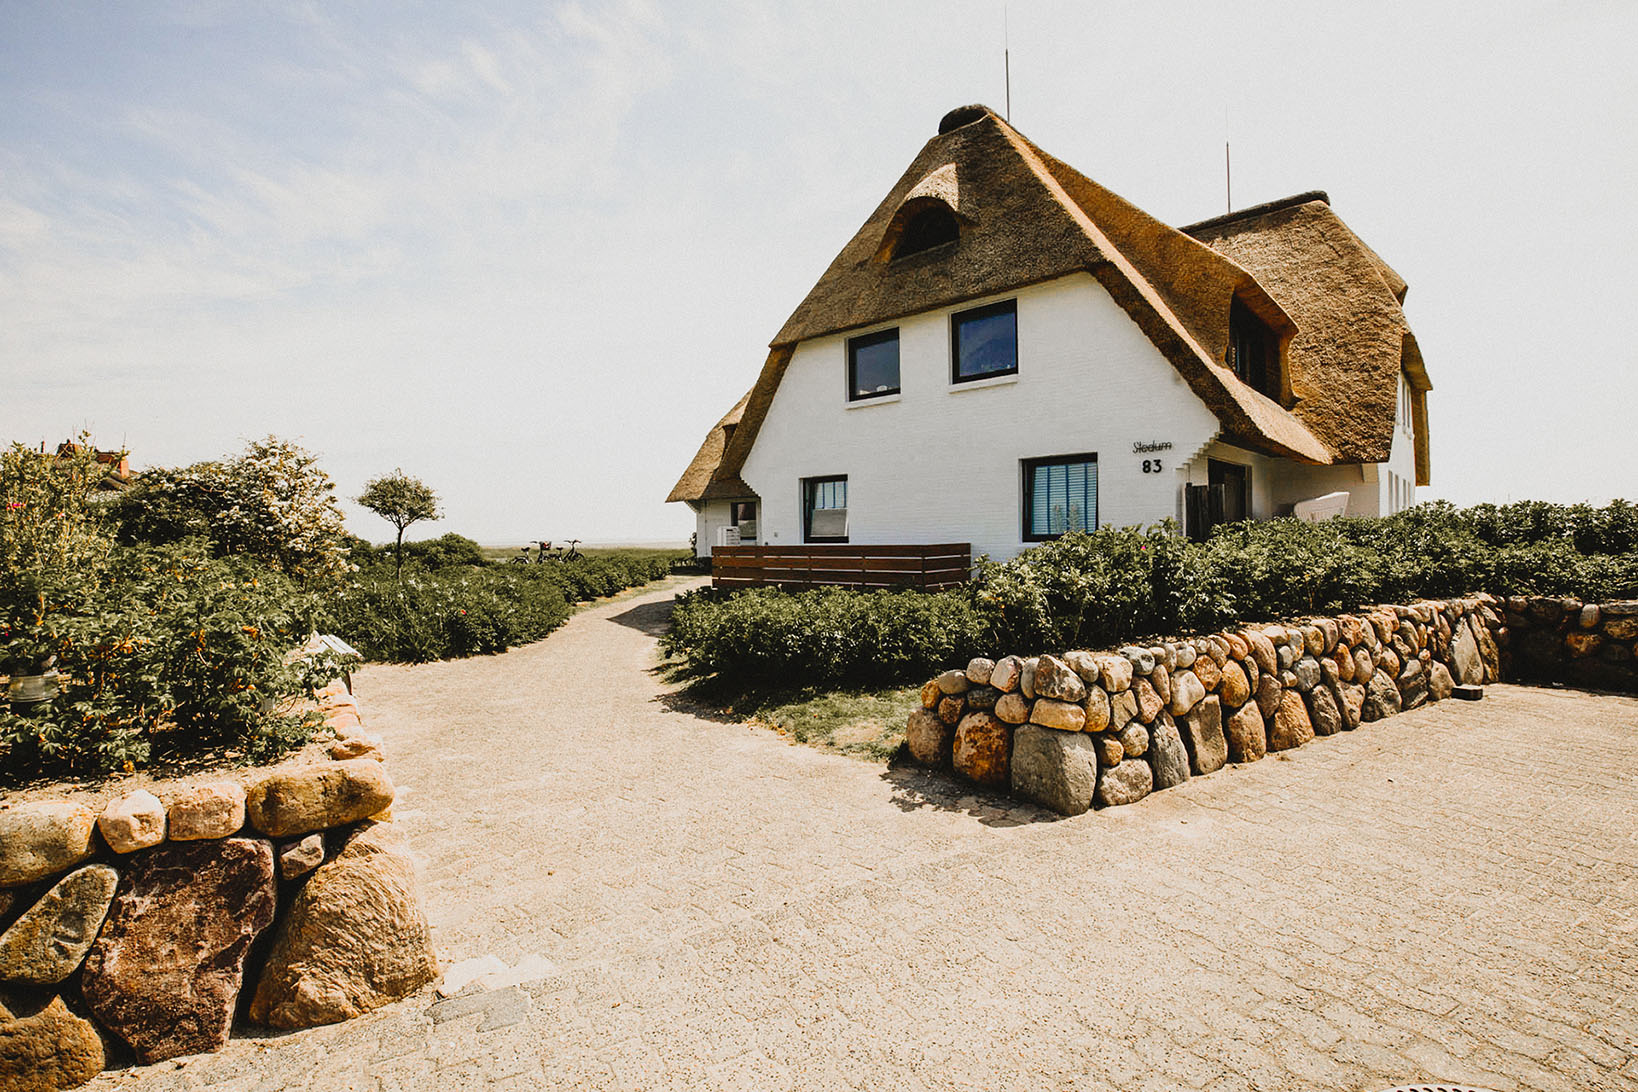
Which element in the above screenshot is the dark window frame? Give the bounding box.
[1228,298,1276,399]
[950,299,1019,384]
[1021,453,1098,542]
[846,328,901,402]
[892,205,960,260]
[801,475,849,544]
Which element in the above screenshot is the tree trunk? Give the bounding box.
[394,526,405,579]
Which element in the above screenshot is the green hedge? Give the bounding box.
[318,552,678,664]
[663,501,1638,688]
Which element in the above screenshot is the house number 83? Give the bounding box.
[1141,459,1163,473]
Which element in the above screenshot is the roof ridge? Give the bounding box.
[1180,191,1330,237]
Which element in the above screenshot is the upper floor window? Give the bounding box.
[1022,454,1097,540]
[803,475,848,543]
[952,299,1018,383]
[1228,299,1276,399]
[1399,373,1413,432]
[847,329,900,401]
[893,205,959,259]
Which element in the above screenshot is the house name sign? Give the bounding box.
[1132,441,1173,454]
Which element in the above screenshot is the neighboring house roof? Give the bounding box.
[669,104,1431,503]
[1182,194,1432,484]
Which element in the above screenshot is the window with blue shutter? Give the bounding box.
[1022,454,1098,540]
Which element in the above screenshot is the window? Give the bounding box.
[847,329,900,400]
[952,299,1018,383]
[802,476,848,543]
[1228,299,1276,398]
[1022,455,1097,540]
[893,205,959,259]
[731,500,758,542]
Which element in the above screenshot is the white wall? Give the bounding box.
[693,500,732,558]
[738,274,1224,561]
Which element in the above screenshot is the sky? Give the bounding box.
[3,1,1635,545]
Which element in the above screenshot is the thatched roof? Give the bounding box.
[664,390,755,504]
[671,106,1432,501]
[1182,194,1431,483]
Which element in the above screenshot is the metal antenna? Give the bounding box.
[1004,5,1011,121]
[1224,105,1232,213]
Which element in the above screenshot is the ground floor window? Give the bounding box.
[731,500,758,542]
[803,476,848,542]
[1022,454,1097,540]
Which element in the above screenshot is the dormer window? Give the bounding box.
[893,205,959,259]
[1228,298,1276,399]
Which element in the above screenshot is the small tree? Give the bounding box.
[357,470,441,577]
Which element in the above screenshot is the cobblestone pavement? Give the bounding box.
[92,579,1638,1091]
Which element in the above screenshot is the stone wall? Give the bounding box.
[0,684,436,1092]
[1495,595,1638,694]
[906,596,1517,818]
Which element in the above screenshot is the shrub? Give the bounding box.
[663,586,991,686]
[663,500,1638,690]
[1,542,343,784]
[110,437,351,581]
[316,567,570,663]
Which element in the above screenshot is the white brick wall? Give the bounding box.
[738,274,1224,561]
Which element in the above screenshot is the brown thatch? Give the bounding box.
[1183,195,1432,482]
[673,105,1433,501]
[664,389,753,504]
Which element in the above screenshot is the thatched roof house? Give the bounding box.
[672,105,1431,562]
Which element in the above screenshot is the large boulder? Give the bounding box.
[1338,683,1365,729]
[249,823,438,1029]
[1217,661,1251,708]
[1132,678,1164,723]
[1428,661,1455,702]
[1029,697,1085,733]
[1108,689,1139,730]
[1096,654,1133,693]
[1362,671,1403,722]
[1168,670,1206,716]
[0,864,118,985]
[166,781,247,841]
[989,656,1023,693]
[1450,622,1484,685]
[905,708,951,765]
[1304,686,1343,738]
[1254,675,1283,718]
[1397,659,1429,710]
[1009,726,1098,817]
[1224,702,1267,763]
[952,713,1011,788]
[993,692,1031,725]
[1177,696,1227,775]
[1082,686,1111,733]
[1148,716,1190,791]
[1032,655,1086,704]
[1473,619,1502,682]
[0,990,104,1092]
[97,790,166,854]
[81,838,276,1063]
[1096,757,1152,808]
[1268,691,1315,751]
[0,803,95,889]
[247,760,395,839]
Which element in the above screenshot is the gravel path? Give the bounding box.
[93,578,1638,1091]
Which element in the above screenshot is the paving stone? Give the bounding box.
[67,582,1638,1092]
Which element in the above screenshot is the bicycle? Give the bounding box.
[560,539,582,562]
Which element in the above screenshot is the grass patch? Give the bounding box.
[673,676,920,763]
